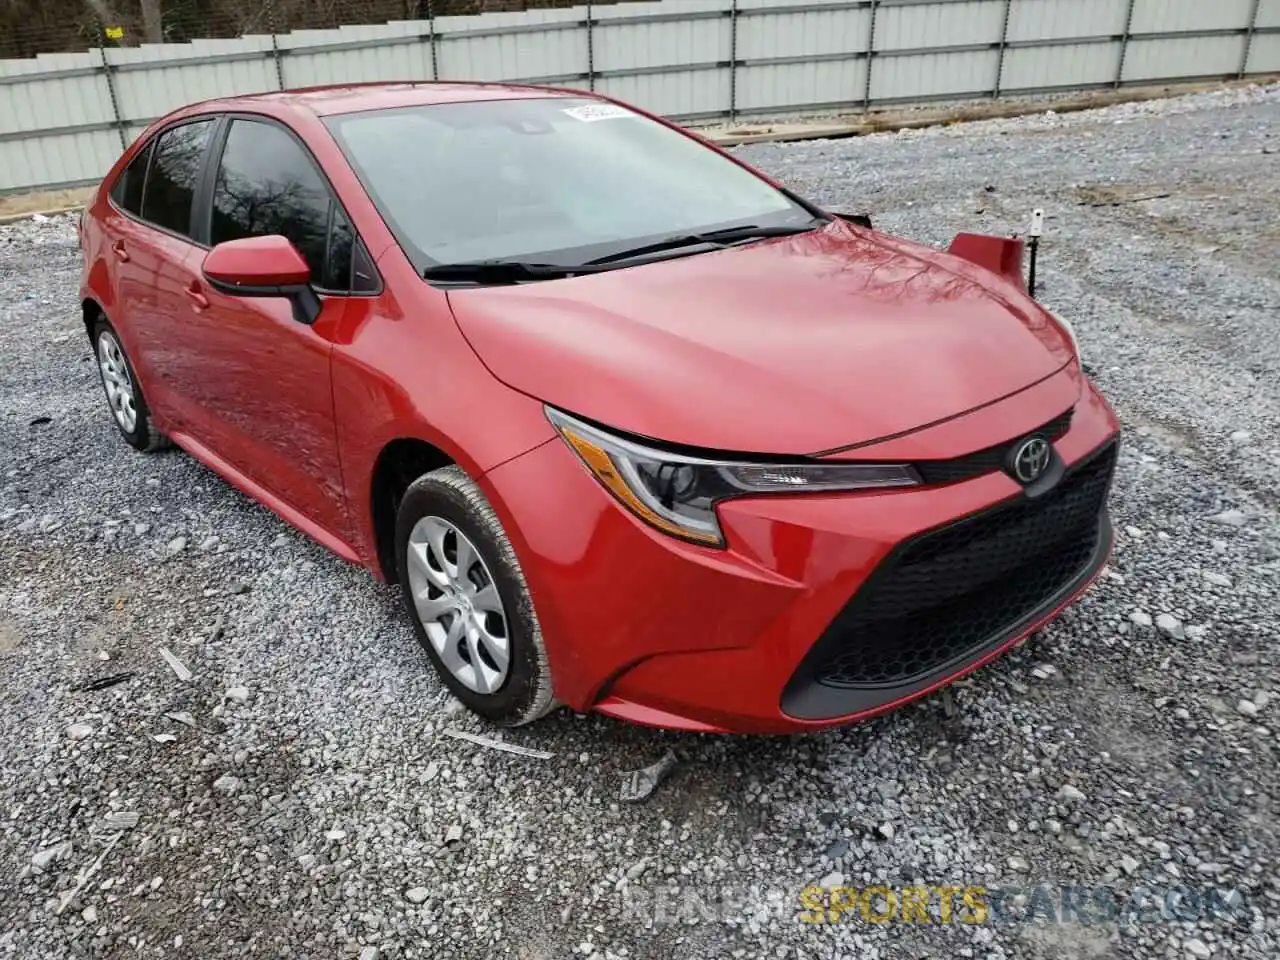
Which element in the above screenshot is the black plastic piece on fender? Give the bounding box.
[833,212,873,229]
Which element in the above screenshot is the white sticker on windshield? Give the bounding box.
[562,103,633,122]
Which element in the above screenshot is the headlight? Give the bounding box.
[546,407,919,547]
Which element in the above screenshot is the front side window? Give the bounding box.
[111,138,153,215]
[140,119,215,237]
[325,97,809,267]
[324,206,379,293]
[210,119,334,285]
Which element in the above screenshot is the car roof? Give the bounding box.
[192,81,587,119]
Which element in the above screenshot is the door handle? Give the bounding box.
[184,285,209,310]
[111,240,129,262]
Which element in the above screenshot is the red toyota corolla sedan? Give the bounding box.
[78,82,1119,734]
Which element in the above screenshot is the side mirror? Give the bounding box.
[202,235,321,324]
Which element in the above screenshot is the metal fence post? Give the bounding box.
[1240,0,1262,78]
[728,0,739,123]
[426,0,439,80]
[862,0,878,111]
[1115,0,1136,88]
[266,0,285,90]
[994,0,1013,98]
[95,23,128,151]
[586,1,596,91]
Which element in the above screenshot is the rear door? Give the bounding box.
[104,117,219,428]
[180,116,379,541]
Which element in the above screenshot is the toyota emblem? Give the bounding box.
[1012,436,1052,484]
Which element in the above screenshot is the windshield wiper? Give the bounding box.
[422,260,611,284]
[422,220,828,284]
[583,220,825,266]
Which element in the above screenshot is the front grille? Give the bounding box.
[808,440,1116,690]
[913,407,1074,486]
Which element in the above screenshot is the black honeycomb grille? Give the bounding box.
[811,441,1116,689]
[912,407,1074,486]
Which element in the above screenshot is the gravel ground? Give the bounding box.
[1,83,1278,960]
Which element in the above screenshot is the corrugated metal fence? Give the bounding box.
[1,0,1277,195]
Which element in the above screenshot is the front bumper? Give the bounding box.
[481,375,1120,734]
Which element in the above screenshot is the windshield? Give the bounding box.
[324,96,812,267]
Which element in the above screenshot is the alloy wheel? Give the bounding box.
[97,330,137,434]
[405,515,510,694]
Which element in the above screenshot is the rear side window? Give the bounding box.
[110,139,153,215]
[210,119,331,282]
[141,119,215,237]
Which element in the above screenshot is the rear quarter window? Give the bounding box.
[110,139,153,215]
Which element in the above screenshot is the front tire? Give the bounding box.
[395,465,557,726]
[92,318,167,452]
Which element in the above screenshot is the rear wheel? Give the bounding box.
[395,465,557,726]
[92,318,167,452]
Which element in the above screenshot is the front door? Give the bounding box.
[179,116,371,541]
[185,277,349,540]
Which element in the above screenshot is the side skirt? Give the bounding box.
[167,429,364,567]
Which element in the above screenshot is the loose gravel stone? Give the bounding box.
[1210,510,1249,527]
[1056,783,1087,803]
[211,774,243,795]
[1,82,1277,960]
[30,841,71,872]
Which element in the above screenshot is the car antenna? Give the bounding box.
[1026,208,1044,299]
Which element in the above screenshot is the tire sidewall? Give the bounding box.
[394,472,544,724]
[92,319,152,451]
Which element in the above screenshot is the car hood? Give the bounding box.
[447,220,1075,456]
